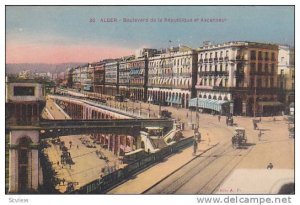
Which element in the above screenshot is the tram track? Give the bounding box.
[143,140,235,194]
[195,145,253,194]
[143,133,253,194]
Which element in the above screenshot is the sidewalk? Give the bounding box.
[107,131,218,194]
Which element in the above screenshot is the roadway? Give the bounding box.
[48,90,294,194]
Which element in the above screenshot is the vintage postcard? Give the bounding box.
[4,4,295,204]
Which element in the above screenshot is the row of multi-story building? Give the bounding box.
[66,41,294,116]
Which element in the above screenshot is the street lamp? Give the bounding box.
[139,102,142,116]
[148,103,151,118]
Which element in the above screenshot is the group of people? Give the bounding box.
[96,149,109,162]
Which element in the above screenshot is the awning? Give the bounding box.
[83,85,92,91]
[189,98,230,112]
[166,95,171,103]
[257,101,284,107]
[148,95,153,102]
[173,96,182,104]
[215,77,223,86]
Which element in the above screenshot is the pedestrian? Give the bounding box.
[258,130,262,141]
[69,164,71,169]
[57,161,59,166]
[267,163,273,170]
[62,178,65,185]
[193,140,198,155]
[218,115,221,122]
[77,144,79,149]
[186,112,189,118]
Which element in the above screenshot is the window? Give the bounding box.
[220,64,223,72]
[258,63,262,73]
[257,78,262,88]
[265,64,269,73]
[264,52,269,60]
[271,52,276,61]
[250,63,256,73]
[250,50,256,60]
[271,64,275,74]
[270,78,274,87]
[258,51,262,60]
[14,86,35,96]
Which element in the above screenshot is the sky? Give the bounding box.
[6,6,294,64]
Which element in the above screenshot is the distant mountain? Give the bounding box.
[5,63,87,74]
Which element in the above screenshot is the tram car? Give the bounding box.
[232,127,247,149]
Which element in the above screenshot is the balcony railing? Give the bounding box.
[199,71,229,76]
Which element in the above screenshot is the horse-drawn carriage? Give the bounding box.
[232,127,247,148]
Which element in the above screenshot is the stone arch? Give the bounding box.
[208,95,212,99]
[218,96,222,100]
[213,95,217,100]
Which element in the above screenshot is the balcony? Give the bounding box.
[200,71,229,76]
[199,59,204,63]
[209,58,213,63]
[219,57,224,62]
[204,59,208,63]
[195,85,213,90]
[174,72,192,78]
[236,56,245,60]
[224,57,229,61]
[214,57,218,62]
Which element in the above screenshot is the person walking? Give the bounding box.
[258,130,262,141]
[267,162,273,170]
[218,115,221,122]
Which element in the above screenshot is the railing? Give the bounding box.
[69,136,194,194]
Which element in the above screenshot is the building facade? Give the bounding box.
[195,41,280,116]
[127,56,148,101]
[148,46,197,108]
[93,62,105,95]
[119,56,133,98]
[278,45,295,108]
[104,60,119,96]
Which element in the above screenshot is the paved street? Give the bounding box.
[44,135,122,193]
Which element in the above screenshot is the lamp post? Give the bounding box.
[148,102,151,118]
[139,102,142,116]
[196,96,200,129]
[254,75,257,118]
